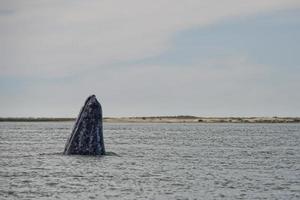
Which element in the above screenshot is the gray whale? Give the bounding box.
[64,95,105,155]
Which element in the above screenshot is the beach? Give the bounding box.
[1,116,299,123]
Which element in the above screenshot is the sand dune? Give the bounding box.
[1,116,299,123]
[104,116,300,123]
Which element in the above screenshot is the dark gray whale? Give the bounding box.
[64,95,105,155]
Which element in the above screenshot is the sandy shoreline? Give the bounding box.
[104,116,300,123]
[1,116,299,123]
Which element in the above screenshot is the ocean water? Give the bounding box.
[0,122,300,200]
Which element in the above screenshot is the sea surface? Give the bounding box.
[0,122,300,200]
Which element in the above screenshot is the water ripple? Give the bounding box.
[0,122,299,199]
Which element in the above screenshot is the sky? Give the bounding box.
[0,0,300,117]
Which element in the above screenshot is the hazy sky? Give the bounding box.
[1,0,300,117]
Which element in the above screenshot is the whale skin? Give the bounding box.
[64,95,105,155]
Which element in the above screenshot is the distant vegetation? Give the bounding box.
[128,115,198,119]
[0,118,75,122]
[0,116,299,123]
[106,116,300,123]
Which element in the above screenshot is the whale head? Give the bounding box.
[64,95,105,155]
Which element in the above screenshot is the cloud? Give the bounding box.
[1,0,300,77]
[2,55,299,117]
[1,0,300,117]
